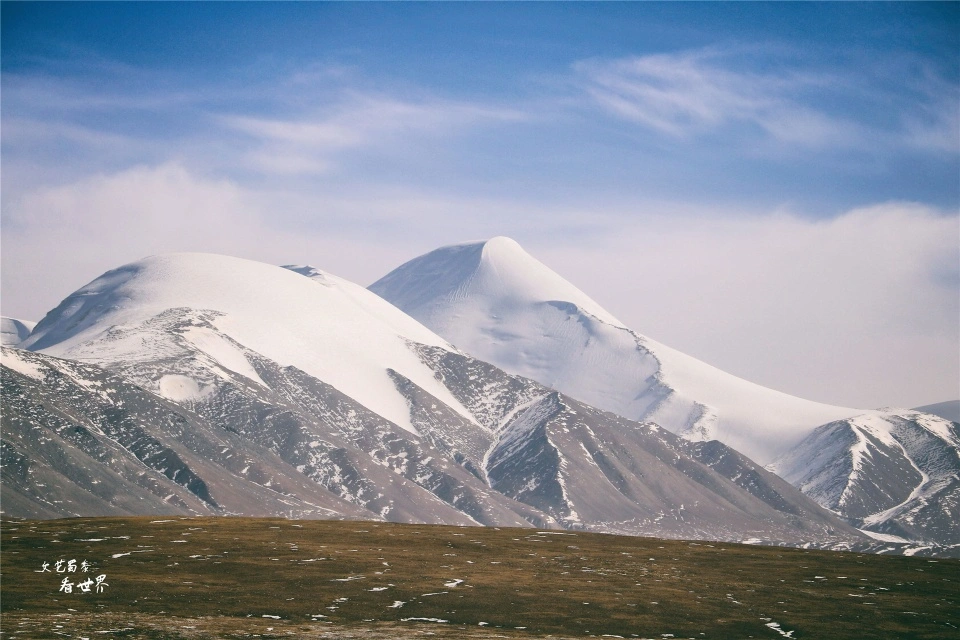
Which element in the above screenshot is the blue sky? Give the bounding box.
[2,2,958,408]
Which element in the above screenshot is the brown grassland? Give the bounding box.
[1,516,957,639]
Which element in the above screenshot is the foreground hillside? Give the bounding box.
[2,517,957,639]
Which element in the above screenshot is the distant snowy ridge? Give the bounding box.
[369,236,856,465]
[1,317,35,347]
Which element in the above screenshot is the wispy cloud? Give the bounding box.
[2,71,206,113]
[573,49,844,143]
[899,69,960,154]
[573,47,958,154]
[1,117,138,150]
[220,94,527,175]
[1,62,531,185]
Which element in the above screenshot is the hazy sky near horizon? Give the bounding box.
[2,2,958,409]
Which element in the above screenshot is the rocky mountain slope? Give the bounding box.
[2,253,869,550]
[770,410,959,549]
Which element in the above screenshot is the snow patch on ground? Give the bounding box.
[765,621,795,637]
[181,327,266,388]
[402,617,448,623]
[157,374,213,402]
[859,530,912,544]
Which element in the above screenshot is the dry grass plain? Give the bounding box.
[1,516,957,639]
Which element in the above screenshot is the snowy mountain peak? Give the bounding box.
[370,237,624,328]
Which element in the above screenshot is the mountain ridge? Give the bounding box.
[3,251,877,551]
[4,248,955,554]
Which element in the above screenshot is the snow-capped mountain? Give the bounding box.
[368,237,856,466]
[770,410,959,548]
[21,253,469,436]
[3,252,871,550]
[1,317,35,346]
[369,237,959,551]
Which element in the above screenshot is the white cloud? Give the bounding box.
[534,202,959,409]
[1,117,138,150]
[4,163,253,237]
[220,94,526,175]
[0,163,490,320]
[2,165,330,316]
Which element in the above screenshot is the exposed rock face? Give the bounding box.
[771,411,960,547]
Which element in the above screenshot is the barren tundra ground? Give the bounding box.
[1,517,957,639]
